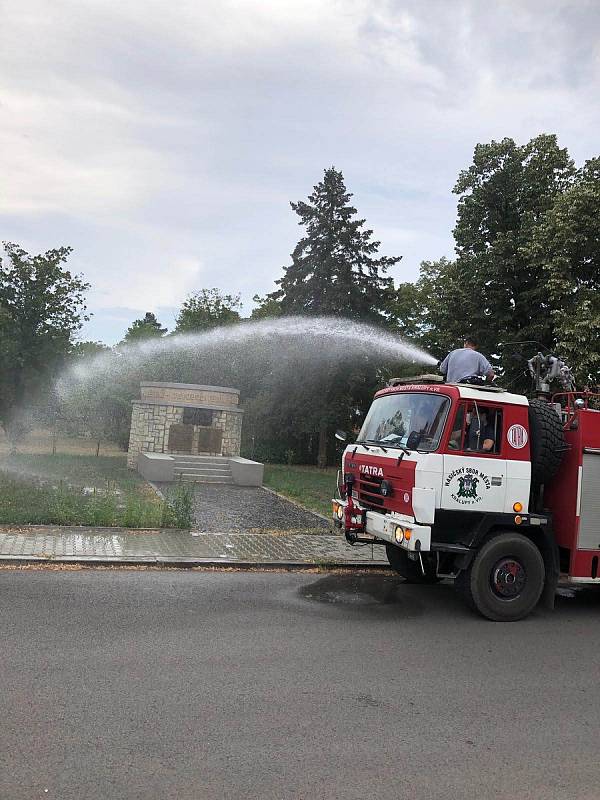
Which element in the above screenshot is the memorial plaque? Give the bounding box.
[167,423,194,453]
[197,426,223,454]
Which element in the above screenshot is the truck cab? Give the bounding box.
[333,377,599,621]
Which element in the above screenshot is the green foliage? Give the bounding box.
[270,167,400,322]
[262,464,337,517]
[175,288,242,333]
[0,454,194,528]
[257,167,403,465]
[70,340,111,359]
[121,312,167,343]
[529,157,600,382]
[396,136,580,389]
[452,134,574,371]
[250,294,282,320]
[160,482,195,529]
[0,476,155,527]
[55,355,134,451]
[0,242,89,434]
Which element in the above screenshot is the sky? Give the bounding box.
[2,0,599,344]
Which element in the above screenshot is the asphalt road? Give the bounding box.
[2,570,599,800]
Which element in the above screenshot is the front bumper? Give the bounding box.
[332,500,432,553]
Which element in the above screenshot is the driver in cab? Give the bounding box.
[449,408,496,452]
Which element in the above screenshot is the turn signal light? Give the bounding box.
[513,502,523,513]
[404,529,412,541]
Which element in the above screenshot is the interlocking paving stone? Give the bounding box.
[0,527,387,565]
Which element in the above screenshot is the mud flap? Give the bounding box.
[541,534,560,611]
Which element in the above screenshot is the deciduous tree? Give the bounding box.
[121,312,167,343]
[175,289,242,333]
[529,157,600,383]
[0,242,89,436]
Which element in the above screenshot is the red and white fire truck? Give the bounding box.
[332,354,600,621]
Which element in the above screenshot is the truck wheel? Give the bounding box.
[528,399,565,487]
[457,532,545,621]
[385,544,439,584]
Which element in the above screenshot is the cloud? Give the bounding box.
[1,0,599,342]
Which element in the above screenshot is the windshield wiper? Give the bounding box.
[362,439,388,452]
[359,439,412,455]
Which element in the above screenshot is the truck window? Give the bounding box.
[449,403,502,456]
[358,392,450,452]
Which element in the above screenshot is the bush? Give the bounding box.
[160,482,195,529]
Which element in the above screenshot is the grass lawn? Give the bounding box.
[263,464,338,517]
[1,452,144,492]
[0,450,193,529]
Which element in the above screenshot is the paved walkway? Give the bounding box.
[0,526,388,566]
[156,484,331,533]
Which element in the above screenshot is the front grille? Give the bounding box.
[358,475,386,510]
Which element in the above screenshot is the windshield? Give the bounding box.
[357,392,449,451]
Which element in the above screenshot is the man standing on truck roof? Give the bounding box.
[439,336,495,384]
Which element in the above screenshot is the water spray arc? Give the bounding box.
[60,316,436,394]
[49,316,437,467]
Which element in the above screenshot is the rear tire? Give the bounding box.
[457,532,545,621]
[386,544,439,584]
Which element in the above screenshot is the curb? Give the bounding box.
[0,555,390,570]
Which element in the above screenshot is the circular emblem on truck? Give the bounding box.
[507,424,528,449]
[445,467,491,505]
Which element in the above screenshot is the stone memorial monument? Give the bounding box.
[127,382,262,486]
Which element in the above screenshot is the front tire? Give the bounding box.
[457,532,545,621]
[386,544,439,584]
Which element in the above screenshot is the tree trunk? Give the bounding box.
[317,420,328,469]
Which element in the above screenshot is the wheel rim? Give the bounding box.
[490,557,526,600]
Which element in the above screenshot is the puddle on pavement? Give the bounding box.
[299,574,425,616]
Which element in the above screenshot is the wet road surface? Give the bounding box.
[1,570,599,799]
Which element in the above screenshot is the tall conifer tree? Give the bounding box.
[271,167,400,322]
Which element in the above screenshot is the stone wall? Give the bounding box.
[127,388,244,468]
[127,403,183,468]
[213,410,243,457]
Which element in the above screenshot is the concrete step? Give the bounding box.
[177,475,234,484]
[172,455,228,461]
[174,470,232,479]
[172,459,229,467]
[173,461,231,472]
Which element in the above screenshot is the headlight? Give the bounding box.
[394,526,404,543]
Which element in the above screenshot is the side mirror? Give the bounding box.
[335,430,347,442]
[406,431,422,449]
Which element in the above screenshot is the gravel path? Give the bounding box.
[156,483,330,533]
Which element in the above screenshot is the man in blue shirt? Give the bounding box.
[440,336,495,384]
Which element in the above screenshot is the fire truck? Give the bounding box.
[332,354,600,621]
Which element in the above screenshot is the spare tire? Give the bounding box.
[528,399,565,486]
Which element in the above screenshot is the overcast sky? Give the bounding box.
[2,0,599,344]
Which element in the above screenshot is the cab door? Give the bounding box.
[441,401,507,512]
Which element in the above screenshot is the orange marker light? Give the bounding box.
[513,502,523,513]
[404,529,412,541]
